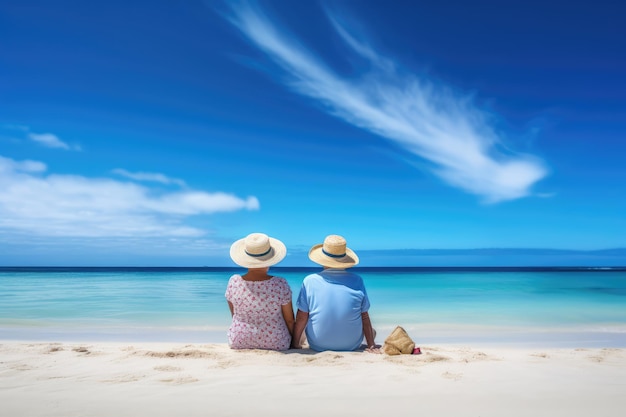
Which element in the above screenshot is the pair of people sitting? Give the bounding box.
[225,233,378,352]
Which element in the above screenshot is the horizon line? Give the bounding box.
[2,266,625,270]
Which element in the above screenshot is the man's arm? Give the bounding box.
[290,309,309,349]
[361,311,380,353]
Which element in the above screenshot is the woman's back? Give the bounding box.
[225,274,292,350]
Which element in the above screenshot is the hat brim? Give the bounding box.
[308,244,359,268]
[230,237,287,268]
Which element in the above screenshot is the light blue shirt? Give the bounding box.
[296,269,371,352]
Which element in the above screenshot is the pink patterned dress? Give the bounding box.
[225,274,292,350]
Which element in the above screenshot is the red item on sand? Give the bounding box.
[413,347,422,355]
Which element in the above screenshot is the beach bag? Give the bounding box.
[383,326,415,355]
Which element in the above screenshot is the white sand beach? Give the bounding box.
[1,341,624,417]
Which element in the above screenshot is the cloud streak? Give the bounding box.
[112,169,188,187]
[224,1,547,202]
[0,155,259,238]
[28,132,80,151]
[0,125,81,151]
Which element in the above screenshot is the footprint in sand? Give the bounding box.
[11,364,34,371]
[586,349,617,363]
[102,374,144,383]
[143,350,215,359]
[154,365,182,372]
[46,346,64,353]
[471,351,490,360]
[424,354,451,363]
[442,371,463,381]
[159,376,199,385]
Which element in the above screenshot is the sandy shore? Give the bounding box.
[1,341,624,417]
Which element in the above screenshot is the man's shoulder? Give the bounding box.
[321,269,362,279]
[303,272,323,282]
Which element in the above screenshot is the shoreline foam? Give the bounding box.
[3,321,626,348]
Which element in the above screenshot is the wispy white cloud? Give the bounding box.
[0,154,259,238]
[1,124,30,132]
[112,168,188,187]
[224,1,548,202]
[0,124,81,151]
[28,132,80,151]
[0,157,47,174]
[29,133,69,149]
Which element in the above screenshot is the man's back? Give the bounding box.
[297,269,370,351]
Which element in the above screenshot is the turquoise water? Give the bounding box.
[1,267,625,347]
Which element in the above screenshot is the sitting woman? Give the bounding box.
[225,233,294,350]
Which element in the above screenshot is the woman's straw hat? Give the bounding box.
[230,233,287,268]
[308,235,359,268]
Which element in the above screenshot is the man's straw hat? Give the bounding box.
[308,235,359,268]
[230,233,286,268]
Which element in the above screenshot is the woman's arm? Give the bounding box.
[290,310,309,349]
[227,301,234,317]
[281,301,295,336]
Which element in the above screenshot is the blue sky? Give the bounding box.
[1,0,625,266]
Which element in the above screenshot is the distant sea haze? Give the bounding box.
[356,248,626,268]
[2,248,625,268]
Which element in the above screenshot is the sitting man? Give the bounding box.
[291,235,378,352]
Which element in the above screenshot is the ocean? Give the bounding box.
[1,267,625,347]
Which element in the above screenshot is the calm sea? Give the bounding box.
[1,267,625,347]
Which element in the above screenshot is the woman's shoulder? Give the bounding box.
[269,276,290,287]
[228,274,243,283]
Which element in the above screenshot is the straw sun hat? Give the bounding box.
[308,235,359,268]
[230,233,287,268]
